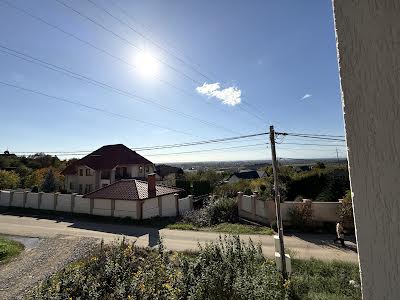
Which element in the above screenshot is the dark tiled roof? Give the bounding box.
[155,164,184,177]
[62,144,153,175]
[230,170,260,180]
[83,179,183,200]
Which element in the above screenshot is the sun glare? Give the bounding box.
[135,51,159,77]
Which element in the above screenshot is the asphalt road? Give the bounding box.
[0,214,359,263]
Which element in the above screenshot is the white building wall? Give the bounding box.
[0,191,11,206]
[26,193,39,209]
[114,200,137,218]
[142,197,159,219]
[73,195,91,214]
[92,198,112,216]
[334,1,400,298]
[56,194,72,212]
[161,194,176,217]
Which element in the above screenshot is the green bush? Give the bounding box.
[182,197,238,227]
[30,237,288,300]
[288,202,313,229]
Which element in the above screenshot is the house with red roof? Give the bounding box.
[61,144,155,194]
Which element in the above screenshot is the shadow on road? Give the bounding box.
[285,232,358,253]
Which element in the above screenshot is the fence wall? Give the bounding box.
[238,192,342,225]
[0,190,195,220]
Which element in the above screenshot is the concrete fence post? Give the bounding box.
[174,193,180,216]
[23,191,29,208]
[237,192,243,212]
[136,200,143,220]
[111,199,115,217]
[38,192,43,209]
[90,198,94,215]
[71,193,77,212]
[188,195,194,210]
[252,192,258,218]
[158,196,163,217]
[9,190,14,206]
[54,192,59,210]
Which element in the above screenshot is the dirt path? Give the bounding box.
[0,235,97,300]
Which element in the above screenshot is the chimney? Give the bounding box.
[147,173,156,198]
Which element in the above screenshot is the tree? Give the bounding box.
[41,169,57,192]
[0,170,20,189]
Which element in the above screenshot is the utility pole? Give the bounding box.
[336,148,340,165]
[269,125,287,279]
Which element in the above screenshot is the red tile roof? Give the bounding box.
[83,179,183,200]
[62,144,153,175]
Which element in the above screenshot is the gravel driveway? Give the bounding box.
[0,235,97,300]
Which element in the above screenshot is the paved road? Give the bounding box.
[0,214,359,263]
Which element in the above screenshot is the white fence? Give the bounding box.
[0,190,194,220]
[238,192,342,225]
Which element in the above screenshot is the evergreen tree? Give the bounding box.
[41,169,57,192]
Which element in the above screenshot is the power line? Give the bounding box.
[1,0,265,125]
[0,45,240,135]
[276,132,346,142]
[109,0,215,80]
[10,133,269,155]
[278,132,345,138]
[0,80,201,138]
[55,0,200,85]
[85,0,212,82]
[279,142,346,147]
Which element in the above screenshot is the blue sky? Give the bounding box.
[0,0,346,163]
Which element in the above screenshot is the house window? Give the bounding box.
[79,184,83,194]
[139,166,143,173]
[79,169,83,176]
[86,169,91,176]
[69,182,74,190]
[85,184,92,193]
[145,166,149,173]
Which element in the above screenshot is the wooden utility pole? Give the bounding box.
[269,125,287,279]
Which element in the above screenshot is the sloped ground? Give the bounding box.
[0,235,96,300]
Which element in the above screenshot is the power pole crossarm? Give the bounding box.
[270,125,287,279]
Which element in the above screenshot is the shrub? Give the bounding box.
[0,170,20,190]
[338,190,354,227]
[29,237,288,300]
[288,201,313,229]
[182,197,238,227]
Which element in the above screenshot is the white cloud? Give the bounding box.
[196,82,241,106]
[300,94,312,100]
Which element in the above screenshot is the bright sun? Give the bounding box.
[135,51,159,77]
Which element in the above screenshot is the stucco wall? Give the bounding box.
[56,194,72,212]
[114,200,137,218]
[40,193,55,210]
[142,197,159,219]
[0,191,11,206]
[26,193,39,209]
[161,194,176,217]
[178,196,192,215]
[11,192,24,207]
[334,1,400,298]
[241,195,252,212]
[73,195,91,214]
[92,198,112,216]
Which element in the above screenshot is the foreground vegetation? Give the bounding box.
[29,236,361,300]
[0,236,24,264]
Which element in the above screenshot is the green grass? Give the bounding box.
[167,222,274,235]
[0,236,24,264]
[290,259,361,300]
